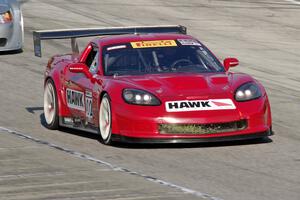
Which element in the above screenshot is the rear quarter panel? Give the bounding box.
[45,54,79,117]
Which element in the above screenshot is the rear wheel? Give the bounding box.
[44,79,59,129]
[99,94,113,145]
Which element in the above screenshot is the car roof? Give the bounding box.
[94,33,197,47]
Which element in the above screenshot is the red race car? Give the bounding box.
[33,25,272,145]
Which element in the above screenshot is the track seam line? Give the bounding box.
[0,126,223,200]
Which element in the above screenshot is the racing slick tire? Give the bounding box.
[99,94,113,145]
[43,79,59,130]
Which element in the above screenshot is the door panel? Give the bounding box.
[64,72,86,118]
[63,43,103,127]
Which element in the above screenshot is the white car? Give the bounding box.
[0,0,23,51]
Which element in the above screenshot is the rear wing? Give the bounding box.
[33,25,187,57]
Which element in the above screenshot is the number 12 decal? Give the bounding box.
[85,91,93,118]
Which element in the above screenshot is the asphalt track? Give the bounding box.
[0,0,299,200]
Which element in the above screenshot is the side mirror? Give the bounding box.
[68,63,92,79]
[223,58,239,71]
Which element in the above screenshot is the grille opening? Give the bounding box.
[159,120,247,135]
[0,38,7,47]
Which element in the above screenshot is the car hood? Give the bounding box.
[115,73,254,99]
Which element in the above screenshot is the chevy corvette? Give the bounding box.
[33,25,272,145]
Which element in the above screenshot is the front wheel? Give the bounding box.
[43,79,59,129]
[99,94,113,145]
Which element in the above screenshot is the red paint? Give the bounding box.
[44,33,272,142]
[211,101,232,107]
[223,57,239,71]
[68,63,92,79]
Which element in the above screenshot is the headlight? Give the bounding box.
[0,11,13,24]
[123,89,161,105]
[235,82,262,102]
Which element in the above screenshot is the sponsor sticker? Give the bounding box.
[131,40,177,48]
[85,91,93,118]
[165,99,236,112]
[177,39,201,46]
[66,89,85,111]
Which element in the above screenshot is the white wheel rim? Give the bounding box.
[44,82,56,125]
[99,97,111,141]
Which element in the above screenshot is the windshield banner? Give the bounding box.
[131,40,177,48]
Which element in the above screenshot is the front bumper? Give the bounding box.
[112,129,273,143]
[0,18,23,51]
[111,96,272,142]
[0,23,13,47]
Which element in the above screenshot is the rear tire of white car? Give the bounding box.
[44,79,59,130]
[99,94,113,145]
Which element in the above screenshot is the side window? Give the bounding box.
[89,52,99,74]
[104,49,143,74]
[85,45,99,74]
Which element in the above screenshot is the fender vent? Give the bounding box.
[0,38,7,47]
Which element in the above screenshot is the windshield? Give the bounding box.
[102,39,224,76]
